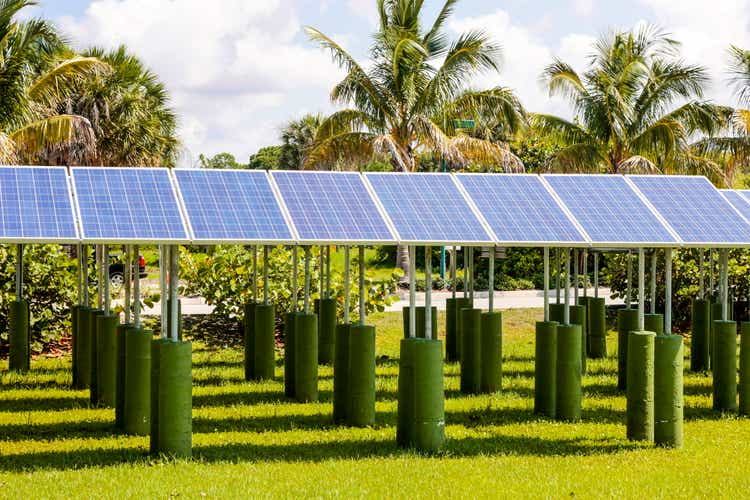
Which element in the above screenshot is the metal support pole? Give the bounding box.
[543,247,549,322]
[573,248,579,303]
[594,252,599,298]
[440,246,446,280]
[326,246,331,299]
[665,248,673,334]
[343,246,350,323]
[359,246,366,326]
[169,245,179,341]
[463,248,468,299]
[425,246,432,339]
[409,245,416,338]
[451,246,456,300]
[468,247,474,302]
[97,245,103,309]
[721,249,729,321]
[699,249,705,299]
[319,246,325,299]
[488,247,495,313]
[564,249,570,325]
[638,248,645,331]
[555,248,561,304]
[709,248,715,298]
[133,245,141,327]
[263,246,269,305]
[15,244,23,300]
[627,250,633,309]
[77,244,83,305]
[160,245,168,338]
[252,245,258,303]
[650,251,657,314]
[292,246,298,313]
[124,245,131,324]
[583,250,588,297]
[304,247,311,314]
[83,244,90,307]
[104,245,110,315]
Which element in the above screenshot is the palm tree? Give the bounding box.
[0,0,105,164]
[305,0,526,173]
[534,25,724,179]
[279,113,323,169]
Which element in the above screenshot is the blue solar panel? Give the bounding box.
[175,169,293,243]
[365,173,493,244]
[0,166,78,242]
[72,167,188,242]
[456,174,587,245]
[272,171,394,243]
[543,175,677,246]
[720,190,750,222]
[630,176,750,245]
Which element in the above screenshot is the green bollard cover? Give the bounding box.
[402,306,438,340]
[588,298,607,359]
[480,312,502,393]
[644,313,664,336]
[549,303,565,324]
[535,321,558,418]
[397,337,417,448]
[8,299,30,372]
[124,328,152,437]
[318,298,337,365]
[243,302,256,381]
[89,309,105,406]
[654,335,684,448]
[284,312,298,398]
[710,301,728,371]
[71,305,80,387]
[713,321,738,412]
[294,313,318,402]
[115,323,133,430]
[460,308,482,394]
[691,299,711,372]
[149,336,170,449]
[96,315,119,408]
[556,324,582,422]
[617,309,640,391]
[157,340,193,458]
[75,307,92,388]
[627,330,655,442]
[445,298,459,362]
[413,339,446,453]
[253,304,276,381]
[455,299,473,361]
[348,325,376,427]
[333,323,351,423]
[570,304,587,374]
[740,323,750,416]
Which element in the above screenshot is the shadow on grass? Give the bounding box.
[0,395,90,412]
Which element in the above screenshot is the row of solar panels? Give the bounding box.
[2,166,750,248]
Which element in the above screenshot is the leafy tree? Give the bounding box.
[199,152,245,169]
[280,113,323,169]
[534,25,724,179]
[248,145,282,170]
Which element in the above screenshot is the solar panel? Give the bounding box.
[0,166,78,243]
[630,176,750,246]
[543,174,677,247]
[271,171,395,244]
[72,167,189,243]
[175,169,293,244]
[720,190,750,222]
[455,173,588,246]
[364,173,494,244]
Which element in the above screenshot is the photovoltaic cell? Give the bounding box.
[630,175,750,246]
[72,167,189,242]
[455,174,587,245]
[0,166,78,242]
[543,174,677,246]
[272,171,394,243]
[720,190,750,223]
[175,169,293,243]
[365,173,493,244]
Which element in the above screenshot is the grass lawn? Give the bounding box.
[1,309,748,498]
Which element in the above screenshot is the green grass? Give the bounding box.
[1,309,748,498]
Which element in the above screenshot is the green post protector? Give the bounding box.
[284,312,298,398]
[8,299,30,372]
[644,314,664,336]
[587,298,607,358]
[294,313,318,402]
[96,315,119,408]
[333,323,351,423]
[710,301,728,370]
[401,306,438,339]
[243,302,256,381]
[627,330,655,442]
[318,298,337,365]
[413,338,446,453]
[617,309,640,391]
[480,312,502,394]
[455,298,473,360]
[569,304,587,374]
[75,307,91,388]
[555,324,582,422]
[156,340,192,458]
[549,303,565,324]
[460,308,482,394]
[124,328,153,437]
[712,321,737,412]
[71,305,80,386]
[149,336,170,450]
[691,299,710,372]
[89,309,104,406]
[445,298,459,362]
[253,304,276,381]
[397,337,417,448]
[740,322,750,416]
[654,335,684,448]
[115,323,133,430]
[534,321,558,418]
[348,325,376,427]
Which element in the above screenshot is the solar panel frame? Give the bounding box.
[269,170,397,245]
[363,172,496,246]
[173,168,297,245]
[542,174,681,248]
[719,190,750,224]
[0,166,80,244]
[629,175,750,248]
[454,173,591,247]
[71,166,191,244]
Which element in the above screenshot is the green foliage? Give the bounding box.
[199,152,246,169]
[279,113,323,169]
[248,145,282,170]
[510,133,561,172]
[0,245,76,354]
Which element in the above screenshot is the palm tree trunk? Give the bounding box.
[396,245,410,283]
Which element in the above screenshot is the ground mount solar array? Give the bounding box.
[2,166,750,248]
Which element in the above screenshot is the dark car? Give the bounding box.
[108,252,148,289]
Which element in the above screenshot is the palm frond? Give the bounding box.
[28,56,108,105]
[10,114,96,163]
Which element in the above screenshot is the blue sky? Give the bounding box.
[31,0,750,166]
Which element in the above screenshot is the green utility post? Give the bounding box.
[348,245,376,427]
[285,246,300,399]
[9,244,30,372]
[556,249,582,422]
[333,246,351,422]
[713,249,737,412]
[398,245,418,447]
[481,246,502,393]
[253,246,275,381]
[535,247,557,418]
[244,246,258,381]
[692,250,711,372]
[295,247,318,402]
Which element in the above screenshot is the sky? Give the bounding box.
[26,0,750,166]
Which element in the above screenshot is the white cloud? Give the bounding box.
[573,0,595,17]
[58,0,345,164]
